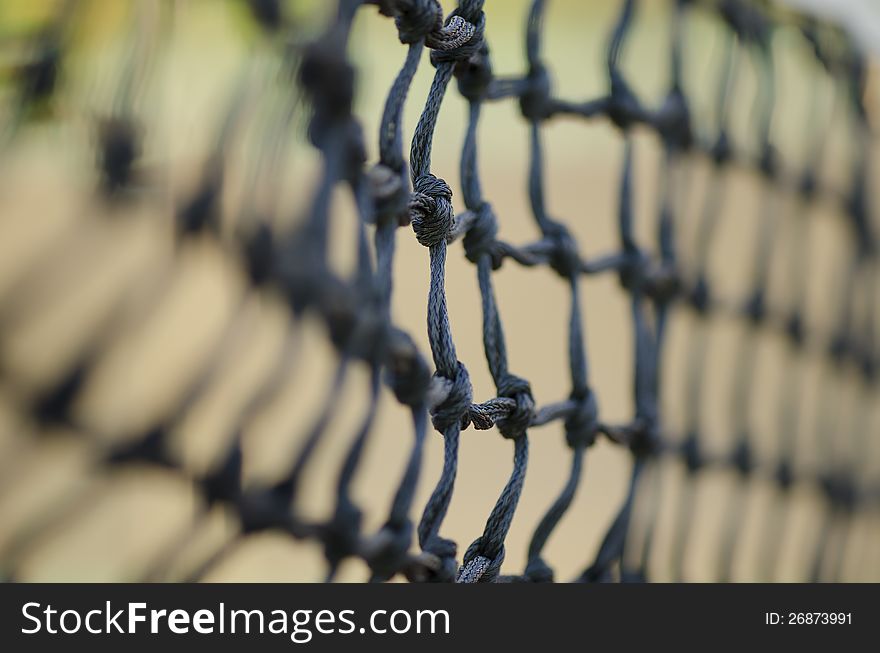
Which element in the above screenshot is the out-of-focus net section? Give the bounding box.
[0,0,877,582]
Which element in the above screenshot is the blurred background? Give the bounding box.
[0,0,878,582]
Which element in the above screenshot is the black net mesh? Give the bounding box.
[0,0,877,582]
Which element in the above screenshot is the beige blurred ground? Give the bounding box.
[0,0,878,582]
